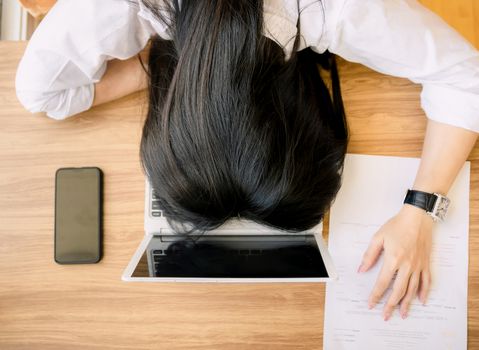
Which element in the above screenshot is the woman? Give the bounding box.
[15,0,479,321]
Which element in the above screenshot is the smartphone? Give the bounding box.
[55,167,103,264]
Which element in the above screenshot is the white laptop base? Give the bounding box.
[121,180,337,282]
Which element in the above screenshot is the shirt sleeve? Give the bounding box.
[15,0,162,120]
[320,0,479,133]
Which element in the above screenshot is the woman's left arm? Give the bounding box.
[316,0,479,320]
[358,120,477,321]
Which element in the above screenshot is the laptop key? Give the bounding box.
[152,211,162,217]
[152,201,162,210]
[153,255,165,262]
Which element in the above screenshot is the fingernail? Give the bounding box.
[368,302,375,310]
[384,313,390,321]
[401,311,407,319]
[357,264,366,273]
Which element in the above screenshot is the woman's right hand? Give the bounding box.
[92,44,150,107]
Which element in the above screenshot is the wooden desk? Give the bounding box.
[1,25,478,350]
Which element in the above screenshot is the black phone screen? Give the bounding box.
[55,167,102,264]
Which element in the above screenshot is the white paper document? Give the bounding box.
[323,154,470,350]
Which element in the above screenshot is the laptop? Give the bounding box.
[122,179,337,282]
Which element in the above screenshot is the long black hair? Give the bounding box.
[139,0,348,234]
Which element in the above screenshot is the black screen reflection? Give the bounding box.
[132,235,328,279]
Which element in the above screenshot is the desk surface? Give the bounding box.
[1,17,479,350]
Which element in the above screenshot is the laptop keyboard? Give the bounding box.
[150,189,164,217]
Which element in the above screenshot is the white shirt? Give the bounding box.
[15,0,479,132]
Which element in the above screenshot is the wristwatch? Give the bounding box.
[403,189,450,222]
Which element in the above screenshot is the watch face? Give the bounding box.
[434,196,450,221]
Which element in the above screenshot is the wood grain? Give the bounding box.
[1,1,479,349]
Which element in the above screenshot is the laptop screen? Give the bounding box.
[131,234,328,278]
